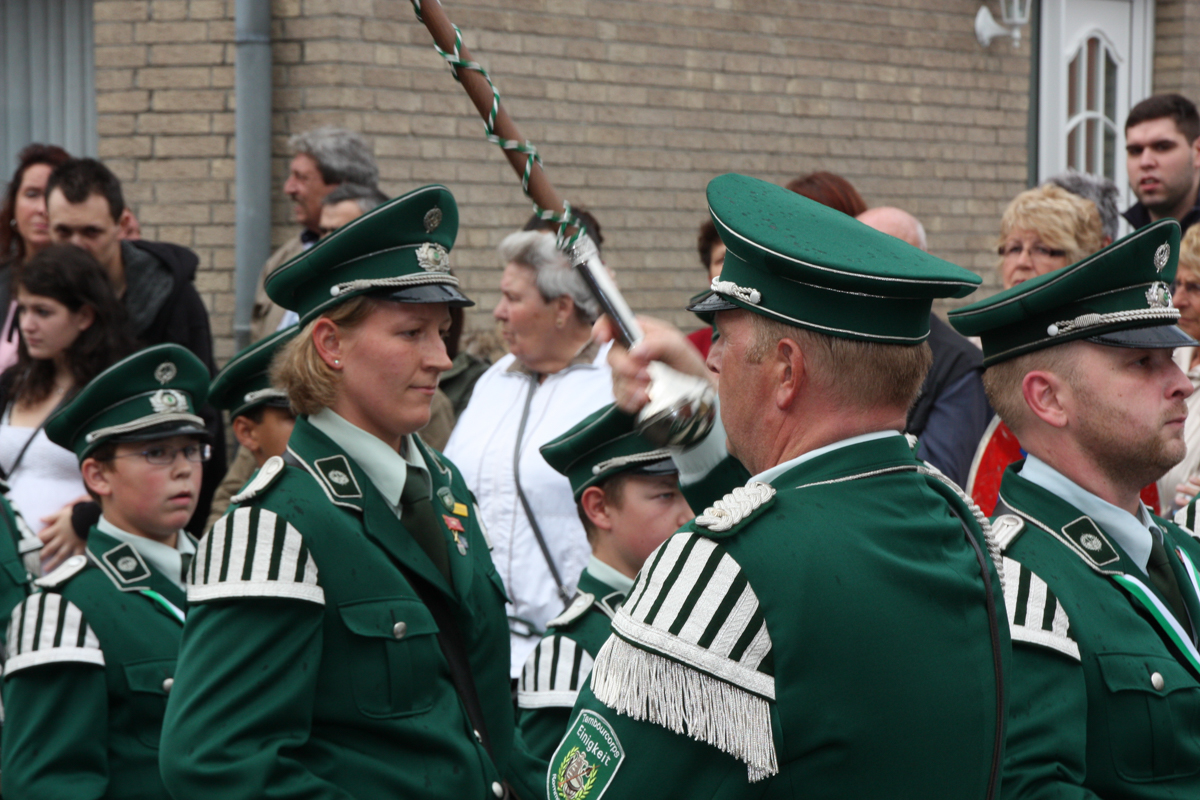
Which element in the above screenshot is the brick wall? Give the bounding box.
[94,0,1034,363]
[1154,0,1200,102]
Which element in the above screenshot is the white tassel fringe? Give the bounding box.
[591,635,778,782]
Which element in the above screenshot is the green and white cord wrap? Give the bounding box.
[409,0,583,249]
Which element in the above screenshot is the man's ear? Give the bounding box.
[773,336,807,411]
[117,209,139,240]
[311,317,343,370]
[81,457,115,499]
[1022,370,1071,429]
[580,485,615,532]
[231,415,261,454]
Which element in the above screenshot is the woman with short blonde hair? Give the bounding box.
[996,184,1105,289]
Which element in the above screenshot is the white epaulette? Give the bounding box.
[230,455,286,505]
[591,531,778,783]
[1174,503,1200,541]
[4,592,104,676]
[34,554,89,589]
[517,635,596,710]
[694,482,776,533]
[992,514,1026,552]
[188,505,324,606]
[546,592,595,629]
[1002,556,1080,661]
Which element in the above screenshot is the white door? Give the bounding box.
[1038,0,1155,210]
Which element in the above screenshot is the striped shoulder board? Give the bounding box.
[517,634,595,710]
[590,531,778,783]
[1174,502,1200,541]
[1002,556,1079,661]
[188,506,324,606]
[5,592,105,676]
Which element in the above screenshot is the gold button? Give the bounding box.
[392,621,407,640]
[162,677,174,693]
[491,781,504,798]
[1151,672,1165,691]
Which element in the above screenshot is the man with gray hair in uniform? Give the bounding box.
[249,128,379,341]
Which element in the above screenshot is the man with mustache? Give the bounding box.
[949,219,1200,797]
[1125,94,1200,236]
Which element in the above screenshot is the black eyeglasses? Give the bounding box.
[105,443,212,466]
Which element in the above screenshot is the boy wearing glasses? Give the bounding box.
[2,344,210,800]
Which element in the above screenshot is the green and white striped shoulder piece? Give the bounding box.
[1174,502,1200,541]
[1002,556,1079,661]
[188,506,324,605]
[590,530,777,782]
[5,592,104,676]
[517,634,595,709]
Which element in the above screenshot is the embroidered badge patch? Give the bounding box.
[313,455,363,499]
[102,543,151,584]
[549,710,625,800]
[1061,517,1121,568]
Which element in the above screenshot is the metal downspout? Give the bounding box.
[233,0,273,352]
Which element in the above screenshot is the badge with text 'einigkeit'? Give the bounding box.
[549,710,625,800]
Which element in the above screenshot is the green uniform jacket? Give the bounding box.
[517,569,625,765]
[0,488,39,649]
[2,529,187,800]
[551,434,1009,800]
[159,416,519,800]
[997,464,1200,798]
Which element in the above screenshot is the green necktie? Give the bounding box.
[400,465,451,582]
[1147,534,1191,636]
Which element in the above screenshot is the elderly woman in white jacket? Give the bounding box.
[445,229,613,678]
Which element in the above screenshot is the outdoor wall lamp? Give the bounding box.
[975,0,1032,47]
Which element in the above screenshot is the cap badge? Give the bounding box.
[117,556,138,572]
[1147,281,1172,309]
[424,207,443,233]
[1155,243,1171,272]
[417,242,451,273]
[150,389,188,414]
[155,362,177,385]
[1080,533,1103,552]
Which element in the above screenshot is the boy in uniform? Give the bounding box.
[2,344,210,799]
[517,404,692,763]
[204,326,297,528]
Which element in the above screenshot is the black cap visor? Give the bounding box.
[108,419,211,444]
[626,456,679,478]
[1086,323,1198,349]
[686,290,738,314]
[376,283,475,307]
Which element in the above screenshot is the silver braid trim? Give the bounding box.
[591,450,673,476]
[1049,307,1179,337]
[329,272,459,298]
[710,277,762,305]
[916,464,1004,592]
[695,482,776,532]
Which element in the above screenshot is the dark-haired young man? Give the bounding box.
[45,157,223,533]
[1125,93,1200,235]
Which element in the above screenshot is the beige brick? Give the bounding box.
[148,43,224,65]
[94,1,150,22]
[150,1,188,20]
[134,20,209,43]
[188,0,228,20]
[136,112,211,133]
[151,89,227,111]
[153,135,228,157]
[138,66,211,88]
[97,90,151,113]
[96,45,150,68]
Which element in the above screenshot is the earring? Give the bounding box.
[555,319,564,329]
[333,359,341,366]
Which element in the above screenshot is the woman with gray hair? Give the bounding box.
[445,228,613,680]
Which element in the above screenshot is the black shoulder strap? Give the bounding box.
[281,450,494,756]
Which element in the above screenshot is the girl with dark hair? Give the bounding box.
[0,245,136,567]
[0,144,73,372]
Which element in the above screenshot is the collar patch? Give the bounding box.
[101,542,151,584]
[313,455,363,499]
[1061,516,1121,568]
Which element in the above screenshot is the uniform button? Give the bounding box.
[491,781,504,798]
[1151,671,1165,690]
[473,728,483,743]
[392,621,407,640]
[162,677,174,693]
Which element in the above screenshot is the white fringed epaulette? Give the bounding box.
[188,506,324,606]
[5,592,104,676]
[695,482,775,533]
[591,531,778,782]
[1002,557,1079,661]
[1175,503,1200,541]
[517,635,595,710]
[546,592,595,629]
[34,554,89,589]
[230,455,286,504]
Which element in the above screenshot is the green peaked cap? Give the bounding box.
[209,325,297,419]
[688,173,981,343]
[540,404,677,501]
[265,184,473,325]
[45,344,210,462]
[948,218,1195,367]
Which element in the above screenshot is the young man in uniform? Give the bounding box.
[517,404,692,763]
[204,326,297,528]
[2,344,210,799]
[948,219,1200,797]
[548,174,1008,800]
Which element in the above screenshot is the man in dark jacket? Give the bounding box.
[1123,94,1200,236]
[45,158,224,534]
